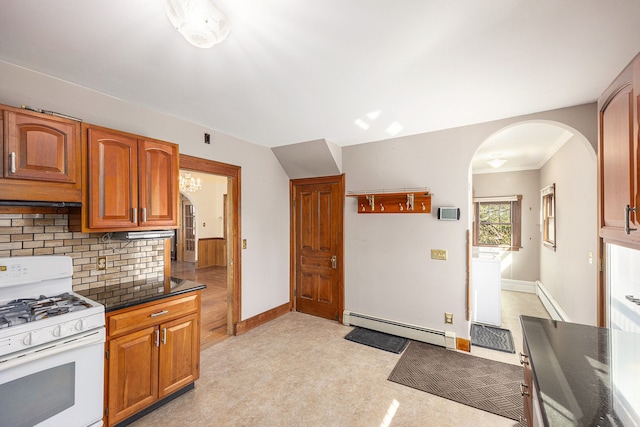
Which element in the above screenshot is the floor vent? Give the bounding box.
[343,311,450,348]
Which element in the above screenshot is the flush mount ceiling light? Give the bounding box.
[487,158,507,168]
[166,0,230,48]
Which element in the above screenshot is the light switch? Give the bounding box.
[242,239,247,249]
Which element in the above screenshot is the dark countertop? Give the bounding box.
[520,315,639,426]
[77,276,206,312]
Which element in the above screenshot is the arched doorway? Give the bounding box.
[469,120,597,331]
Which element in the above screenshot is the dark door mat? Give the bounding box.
[345,327,409,354]
[388,341,524,422]
[471,323,515,354]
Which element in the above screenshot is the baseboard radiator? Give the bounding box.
[343,311,452,348]
[536,280,570,322]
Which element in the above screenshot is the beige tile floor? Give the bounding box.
[130,290,550,427]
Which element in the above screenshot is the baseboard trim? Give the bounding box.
[235,302,291,335]
[501,279,537,293]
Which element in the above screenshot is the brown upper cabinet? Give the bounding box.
[81,124,179,232]
[0,104,82,202]
[598,53,640,244]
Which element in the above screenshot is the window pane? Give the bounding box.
[499,204,511,222]
[479,204,489,221]
[487,205,499,223]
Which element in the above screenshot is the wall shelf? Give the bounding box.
[347,188,431,214]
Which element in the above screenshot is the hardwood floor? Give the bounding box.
[171,261,229,349]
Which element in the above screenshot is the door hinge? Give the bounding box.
[105,350,109,359]
[105,407,109,417]
[293,288,297,297]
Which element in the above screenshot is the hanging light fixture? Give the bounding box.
[166,0,230,48]
[180,173,203,193]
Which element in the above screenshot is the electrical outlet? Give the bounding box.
[445,312,453,324]
[204,133,211,144]
[431,249,448,260]
[96,256,107,271]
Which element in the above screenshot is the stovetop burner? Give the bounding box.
[0,292,93,329]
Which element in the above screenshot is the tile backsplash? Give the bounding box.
[0,212,165,292]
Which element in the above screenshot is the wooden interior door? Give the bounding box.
[181,197,196,263]
[292,175,344,321]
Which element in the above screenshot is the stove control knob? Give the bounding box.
[52,325,62,338]
[23,331,39,346]
[75,318,87,331]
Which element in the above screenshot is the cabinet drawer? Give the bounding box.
[108,294,199,338]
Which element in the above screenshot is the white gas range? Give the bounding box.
[0,256,106,427]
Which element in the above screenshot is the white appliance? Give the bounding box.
[471,253,502,326]
[0,256,105,427]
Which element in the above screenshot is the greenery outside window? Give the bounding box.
[473,195,522,251]
[541,183,556,250]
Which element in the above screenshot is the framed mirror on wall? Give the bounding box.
[541,183,556,250]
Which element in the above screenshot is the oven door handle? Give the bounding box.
[0,328,105,372]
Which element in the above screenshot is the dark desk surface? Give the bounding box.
[520,315,639,426]
[77,276,206,312]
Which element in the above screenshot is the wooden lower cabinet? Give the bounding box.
[105,292,201,426]
[108,326,159,423]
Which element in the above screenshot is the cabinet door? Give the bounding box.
[138,139,179,228]
[108,326,159,426]
[4,110,80,183]
[88,127,139,229]
[158,313,200,398]
[600,83,635,232]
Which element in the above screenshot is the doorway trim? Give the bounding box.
[290,174,345,322]
[179,154,241,335]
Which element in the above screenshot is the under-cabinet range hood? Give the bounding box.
[111,230,175,240]
[0,200,81,207]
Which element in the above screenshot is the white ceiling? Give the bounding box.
[0,1,639,152]
[471,122,574,174]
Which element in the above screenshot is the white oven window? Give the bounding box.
[0,363,75,427]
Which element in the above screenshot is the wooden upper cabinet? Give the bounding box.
[83,124,178,232]
[0,105,82,202]
[87,127,138,229]
[138,139,179,228]
[598,54,640,243]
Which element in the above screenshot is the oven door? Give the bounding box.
[0,328,105,427]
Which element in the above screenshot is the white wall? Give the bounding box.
[539,135,598,325]
[343,104,597,340]
[182,172,227,240]
[472,170,541,282]
[0,61,291,321]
